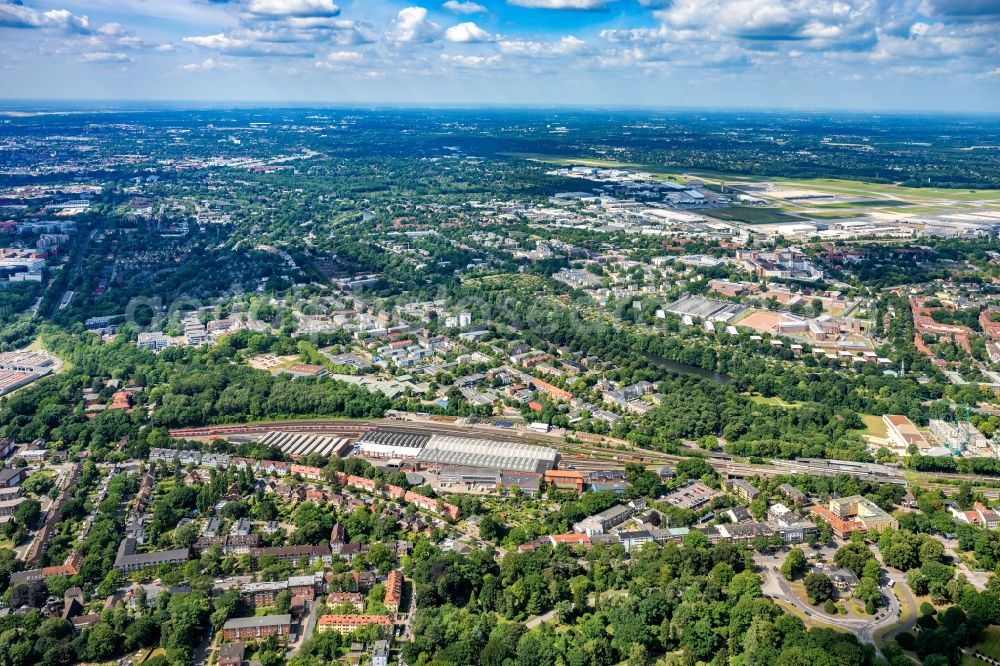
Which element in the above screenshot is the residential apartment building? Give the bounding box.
[221,615,291,642]
[727,479,761,502]
[327,592,365,612]
[316,614,393,635]
[384,569,403,613]
[372,640,390,666]
[113,538,189,573]
[573,501,644,536]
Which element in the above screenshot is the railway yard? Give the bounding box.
[170,417,999,499]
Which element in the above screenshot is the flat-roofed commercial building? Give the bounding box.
[0,351,54,373]
[439,466,499,486]
[358,430,430,459]
[240,573,322,606]
[241,581,286,607]
[416,435,558,474]
[883,415,929,451]
[810,495,898,538]
[662,481,720,511]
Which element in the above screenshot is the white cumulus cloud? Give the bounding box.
[326,50,363,62]
[444,21,493,42]
[246,0,340,18]
[183,32,312,57]
[0,2,92,33]
[388,6,441,43]
[314,49,365,68]
[442,1,487,14]
[181,57,233,71]
[81,51,132,63]
[183,33,249,50]
[507,0,616,8]
[499,35,588,56]
[657,0,879,51]
[441,53,502,67]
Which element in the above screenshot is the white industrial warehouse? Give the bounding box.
[357,430,431,458]
[415,435,559,474]
[255,431,352,458]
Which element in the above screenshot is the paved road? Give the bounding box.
[942,538,990,591]
[524,606,560,629]
[757,549,915,655]
[211,575,255,592]
[399,576,417,642]
[286,599,319,657]
[191,626,213,666]
[524,590,628,629]
[881,571,919,645]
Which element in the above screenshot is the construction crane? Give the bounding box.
[954,402,974,455]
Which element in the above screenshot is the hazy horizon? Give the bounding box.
[1,0,998,113]
[1,99,999,117]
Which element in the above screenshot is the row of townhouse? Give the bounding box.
[114,537,190,573]
[249,545,332,566]
[526,505,817,553]
[332,471,461,521]
[8,553,82,587]
[317,614,393,635]
[327,591,365,612]
[149,448,231,468]
[950,501,1000,529]
[384,569,403,613]
[158,448,461,522]
[222,614,292,642]
[192,534,261,555]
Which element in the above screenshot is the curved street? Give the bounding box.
[758,554,916,653]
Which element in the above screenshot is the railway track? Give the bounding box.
[171,418,1000,497]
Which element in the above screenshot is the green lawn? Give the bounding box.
[860,414,888,439]
[769,177,1000,204]
[703,207,805,225]
[812,199,911,208]
[804,211,859,220]
[746,394,806,408]
[141,648,167,663]
[504,153,641,169]
[968,625,1000,660]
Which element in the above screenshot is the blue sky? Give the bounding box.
[0,0,998,111]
